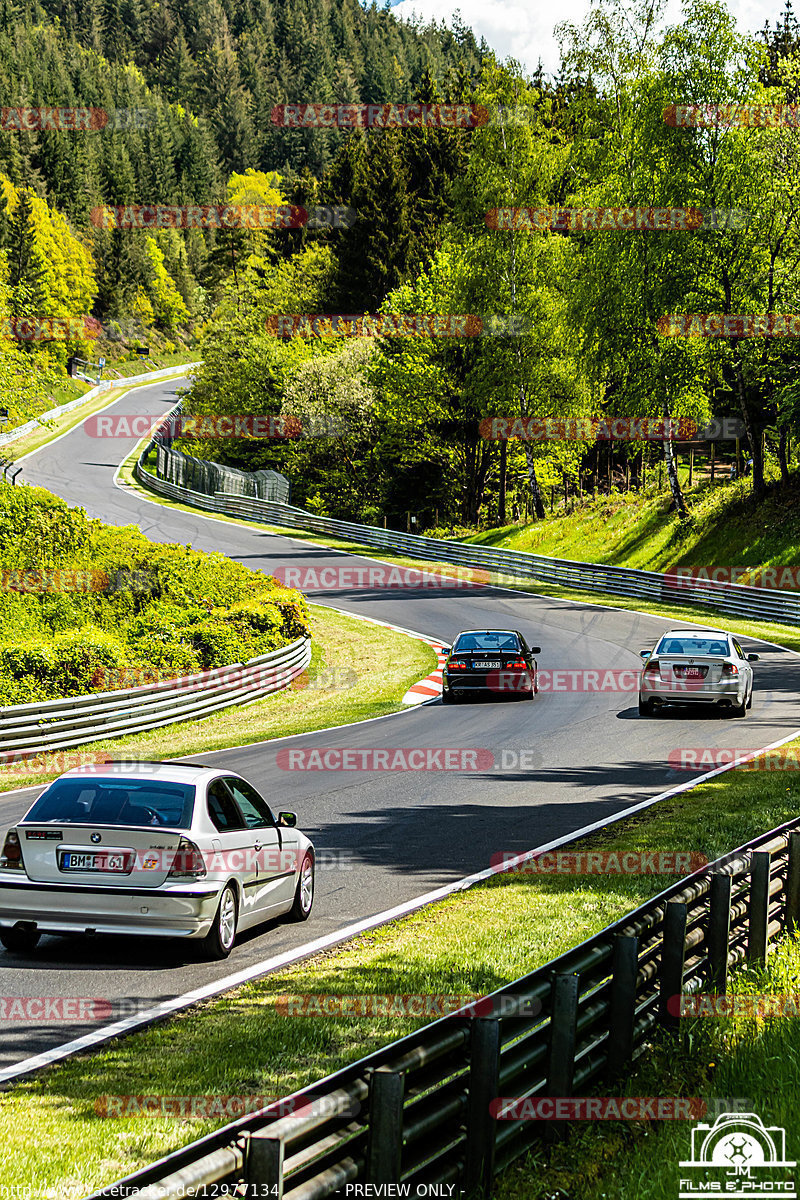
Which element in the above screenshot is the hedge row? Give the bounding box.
[0,486,310,705]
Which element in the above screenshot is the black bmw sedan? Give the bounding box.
[441,629,541,703]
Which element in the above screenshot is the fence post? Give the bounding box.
[608,935,638,1074]
[659,901,688,1029]
[708,873,733,994]
[366,1067,405,1184]
[464,1017,501,1197]
[545,972,579,1141]
[787,833,800,933]
[748,852,771,964]
[246,1130,284,1195]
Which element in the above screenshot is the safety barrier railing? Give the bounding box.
[83,815,800,1200]
[136,415,800,627]
[0,636,311,762]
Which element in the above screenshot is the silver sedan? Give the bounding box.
[0,760,315,959]
[638,628,758,717]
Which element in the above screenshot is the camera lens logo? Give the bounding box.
[680,1113,796,1198]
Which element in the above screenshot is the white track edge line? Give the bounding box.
[5,379,800,1079]
[3,724,800,1086]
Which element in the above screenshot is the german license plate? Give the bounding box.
[474,660,501,669]
[59,851,129,872]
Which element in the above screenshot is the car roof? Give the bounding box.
[660,629,730,638]
[454,629,520,636]
[54,761,221,786]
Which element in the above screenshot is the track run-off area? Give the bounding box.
[1,373,799,1073]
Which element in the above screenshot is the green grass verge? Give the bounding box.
[7,364,198,465]
[4,737,800,1198]
[116,458,800,655]
[436,473,800,577]
[0,604,436,792]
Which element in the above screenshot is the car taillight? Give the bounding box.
[167,837,206,879]
[506,660,528,670]
[644,660,660,673]
[722,662,739,676]
[448,659,469,670]
[0,830,23,870]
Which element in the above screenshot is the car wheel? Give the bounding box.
[732,695,747,718]
[746,686,753,710]
[202,884,238,960]
[0,925,41,955]
[289,853,315,922]
[441,689,454,705]
[638,698,655,716]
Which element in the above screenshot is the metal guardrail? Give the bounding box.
[0,636,311,762]
[83,816,800,1200]
[136,416,800,627]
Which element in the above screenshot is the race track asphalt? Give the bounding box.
[1,376,797,1068]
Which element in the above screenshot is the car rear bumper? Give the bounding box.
[0,875,225,939]
[639,678,745,705]
[444,671,533,695]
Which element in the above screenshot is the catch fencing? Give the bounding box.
[151,402,290,502]
[137,409,800,626]
[84,815,800,1200]
[0,636,311,763]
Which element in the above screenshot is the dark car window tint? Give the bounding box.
[207,779,245,832]
[24,779,195,828]
[226,778,274,828]
[454,633,520,652]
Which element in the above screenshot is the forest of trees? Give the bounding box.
[0,0,486,421]
[176,0,800,527]
[3,0,800,529]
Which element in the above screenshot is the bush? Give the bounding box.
[50,630,127,697]
[0,490,311,704]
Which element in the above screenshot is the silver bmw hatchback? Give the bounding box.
[639,628,759,717]
[0,760,315,959]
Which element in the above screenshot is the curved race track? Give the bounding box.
[1,375,798,1069]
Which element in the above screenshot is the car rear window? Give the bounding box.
[656,636,730,657]
[24,779,196,828]
[454,633,520,652]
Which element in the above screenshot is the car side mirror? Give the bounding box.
[639,650,651,659]
[278,811,297,827]
[441,645,451,655]
[530,646,541,655]
[747,654,759,663]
